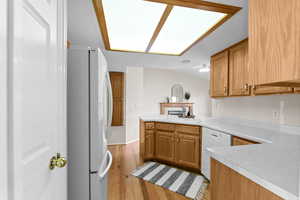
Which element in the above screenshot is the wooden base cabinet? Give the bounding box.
[140,121,201,171]
[175,133,200,169]
[156,131,175,162]
[232,136,258,146]
[211,159,283,200]
[144,131,155,159]
[140,120,155,160]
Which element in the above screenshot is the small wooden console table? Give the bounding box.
[160,103,194,115]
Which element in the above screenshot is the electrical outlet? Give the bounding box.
[272,110,280,121]
[280,100,285,124]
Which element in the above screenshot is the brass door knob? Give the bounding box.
[49,153,67,170]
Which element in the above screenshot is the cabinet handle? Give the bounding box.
[244,83,249,91]
[224,86,227,94]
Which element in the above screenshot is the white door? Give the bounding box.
[9,0,67,199]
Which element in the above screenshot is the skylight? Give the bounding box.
[95,0,240,56]
[149,6,227,55]
[102,0,166,52]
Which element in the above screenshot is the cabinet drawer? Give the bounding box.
[232,136,258,146]
[176,125,200,135]
[145,130,154,135]
[145,122,155,130]
[156,123,175,132]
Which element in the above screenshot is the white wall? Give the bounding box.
[212,94,300,126]
[108,66,211,144]
[125,67,144,143]
[108,126,126,145]
[124,67,211,143]
[142,68,211,118]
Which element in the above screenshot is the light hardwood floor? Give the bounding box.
[108,141,210,200]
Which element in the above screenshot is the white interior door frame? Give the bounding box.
[0,0,8,199]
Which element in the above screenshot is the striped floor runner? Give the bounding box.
[131,162,208,199]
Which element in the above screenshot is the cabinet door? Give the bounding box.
[139,120,145,159]
[210,51,229,97]
[156,131,175,162]
[253,86,293,95]
[229,40,250,96]
[249,0,300,86]
[144,131,155,160]
[175,133,200,169]
[211,159,284,200]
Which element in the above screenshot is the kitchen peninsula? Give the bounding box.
[140,115,300,200]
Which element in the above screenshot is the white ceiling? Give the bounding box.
[68,0,248,79]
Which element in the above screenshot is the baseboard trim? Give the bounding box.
[108,138,139,146]
[108,142,126,146]
[126,138,139,144]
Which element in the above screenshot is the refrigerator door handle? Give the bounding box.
[98,150,112,179]
[106,72,113,129]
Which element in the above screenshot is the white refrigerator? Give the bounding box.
[67,47,113,200]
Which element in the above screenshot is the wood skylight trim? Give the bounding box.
[146,5,173,52]
[92,0,241,56]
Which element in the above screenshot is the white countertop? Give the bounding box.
[140,115,300,200]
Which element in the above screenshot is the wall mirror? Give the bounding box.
[171,84,184,102]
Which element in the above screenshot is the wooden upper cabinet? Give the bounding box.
[253,86,293,95]
[156,131,175,162]
[210,50,229,97]
[109,72,124,126]
[229,40,250,96]
[249,0,300,87]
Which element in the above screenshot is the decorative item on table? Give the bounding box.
[186,110,195,119]
[170,96,177,103]
[166,96,170,103]
[184,92,191,101]
[171,84,184,102]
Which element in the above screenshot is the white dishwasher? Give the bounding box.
[201,127,231,180]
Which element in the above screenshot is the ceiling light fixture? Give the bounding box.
[181,59,191,64]
[198,64,210,73]
[199,68,210,73]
